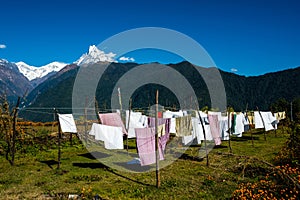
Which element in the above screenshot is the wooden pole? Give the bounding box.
[11,96,21,166]
[257,107,266,141]
[155,90,160,188]
[196,110,209,167]
[227,109,232,153]
[55,109,62,169]
[94,97,101,123]
[272,113,277,137]
[84,97,88,145]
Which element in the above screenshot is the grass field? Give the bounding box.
[0,125,296,199]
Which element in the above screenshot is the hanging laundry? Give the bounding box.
[175,115,192,137]
[233,113,244,137]
[247,115,254,125]
[268,112,279,129]
[254,111,278,131]
[243,113,250,132]
[208,111,222,121]
[89,123,123,149]
[135,127,166,166]
[219,116,229,140]
[275,111,286,121]
[182,116,198,145]
[231,113,237,133]
[163,110,184,118]
[89,123,100,138]
[194,112,213,141]
[208,114,221,145]
[58,114,77,133]
[98,112,127,135]
[163,110,184,134]
[254,111,264,129]
[148,117,171,159]
[125,110,147,138]
[182,112,204,145]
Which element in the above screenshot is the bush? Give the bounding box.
[232,122,300,199]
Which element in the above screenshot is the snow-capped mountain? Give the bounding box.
[15,61,67,81]
[0,59,32,97]
[75,45,116,65]
[5,45,116,82]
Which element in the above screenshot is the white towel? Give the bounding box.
[254,111,264,129]
[254,111,277,131]
[233,113,244,137]
[220,116,229,140]
[125,111,147,138]
[191,117,203,144]
[58,114,77,133]
[89,123,123,149]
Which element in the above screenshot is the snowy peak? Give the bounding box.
[15,61,67,81]
[75,45,116,65]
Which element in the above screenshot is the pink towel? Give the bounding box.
[208,114,221,145]
[148,118,171,160]
[135,127,156,166]
[98,113,127,135]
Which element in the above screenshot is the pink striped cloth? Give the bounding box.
[98,113,127,135]
[135,127,156,166]
[208,114,222,145]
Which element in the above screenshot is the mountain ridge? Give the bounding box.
[18,61,300,122]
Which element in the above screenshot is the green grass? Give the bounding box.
[0,127,290,199]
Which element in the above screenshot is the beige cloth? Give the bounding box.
[175,115,192,137]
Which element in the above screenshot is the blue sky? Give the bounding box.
[0,0,299,76]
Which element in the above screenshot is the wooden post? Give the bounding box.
[196,110,209,167]
[155,90,160,188]
[251,116,254,147]
[55,109,62,169]
[84,97,88,145]
[257,107,266,141]
[94,97,101,123]
[272,113,277,137]
[11,96,21,166]
[227,109,232,153]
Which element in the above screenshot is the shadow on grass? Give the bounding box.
[231,136,259,142]
[241,135,260,140]
[214,145,228,149]
[78,151,111,160]
[108,165,153,187]
[178,153,204,162]
[113,162,153,173]
[73,161,153,186]
[40,160,59,169]
[73,162,110,169]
